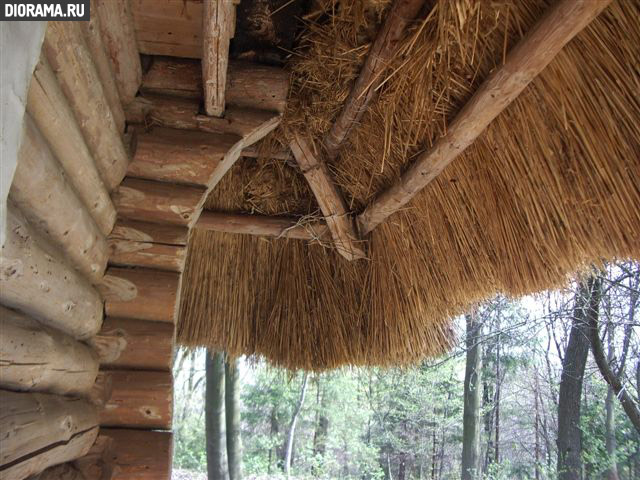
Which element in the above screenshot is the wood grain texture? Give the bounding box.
[108,238,187,272]
[102,429,173,480]
[100,370,173,429]
[358,0,613,234]
[28,55,117,236]
[43,21,129,191]
[90,317,174,370]
[98,267,180,323]
[10,116,108,283]
[72,435,115,480]
[109,219,189,246]
[0,205,103,340]
[0,306,99,396]
[29,463,86,480]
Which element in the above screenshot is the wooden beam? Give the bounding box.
[196,211,330,241]
[109,219,189,246]
[108,238,187,272]
[0,205,103,340]
[0,306,99,396]
[10,115,109,284]
[90,317,174,370]
[323,0,426,160]
[43,21,130,191]
[95,0,142,105]
[357,0,612,234]
[202,0,235,116]
[290,135,366,261]
[0,390,98,480]
[101,429,173,480]
[28,55,117,236]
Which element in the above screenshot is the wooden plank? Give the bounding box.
[80,0,126,133]
[43,21,130,191]
[323,0,426,160]
[358,0,613,234]
[100,370,173,429]
[0,205,103,340]
[28,55,117,236]
[127,127,240,186]
[108,238,187,272]
[0,390,98,480]
[89,317,174,370]
[109,219,189,246]
[10,115,108,284]
[142,57,289,113]
[290,135,366,261]
[197,211,330,241]
[95,0,142,105]
[98,267,180,323]
[0,306,99,396]
[202,0,235,116]
[101,429,173,480]
[112,177,206,226]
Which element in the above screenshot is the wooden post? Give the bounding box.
[0,306,99,396]
[202,0,235,116]
[95,0,142,106]
[43,21,130,191]
[28,55,117,236]
[290,135,366,260]
[10,115,109,284]
[0,205,103,340]
[101,429,173,480]
[357,0,613,234]
[0,390,99,480]
[80,0,126,133]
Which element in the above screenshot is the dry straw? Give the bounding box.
[178,0,640,370]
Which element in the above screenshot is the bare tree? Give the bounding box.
[285,372,309,478]
[225,358,242,480]
[461,310,482,480]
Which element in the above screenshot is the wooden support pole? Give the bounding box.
[80,0,127,133]
[0,306,99,397]
[357,0,612,234]
[95,0,142,106]
[202,0,235,116]
[290,135,366,261]
[196,211,330,241]
[10,115,109,284]
[0,390,99,480]
[0,205,103,340]
[101,429,173,480]
[323,0,426,160]
[43,21,130,191]
[28,55,117,236]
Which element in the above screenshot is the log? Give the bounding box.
[197,211,330,241]
[72,435,115,480]
[109,219,189,246]
[80,0,126,133]
[127,127,240,186]
[88,372,113,409]
[101,429,173,480]
[95,0,142,106]
[28,55,117,236]
[357,0,612,234]
[202,0,235,116]
[0,306,99,396]
[112,177,206,226]
[142,57,289,113]
[10,115,108,284]
[241,143,292,160]
[0,205,103,340]
[100,370,173,429]
[43,21,129,191]
[0,390,99,480]
[108,238,187,272]
[126,94,281,146]
[89,317,174,370]
[28,463,86,480]
[290,135,366,261]
[98,267,180,323]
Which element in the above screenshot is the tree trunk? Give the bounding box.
[557,277,598,480]
[461,310,482,480]
[604,321,620,480]
[284,373,309,478]
[312,377,329,466]
[225,358,242,480]
[206,351,226,480]
[494,319,501,465]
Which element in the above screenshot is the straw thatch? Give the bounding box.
[178,0,640,370]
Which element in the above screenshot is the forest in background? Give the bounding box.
[172,263,639,480]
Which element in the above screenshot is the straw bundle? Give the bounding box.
[178,0,640,370]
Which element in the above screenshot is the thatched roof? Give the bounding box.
[178,0,640,370]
